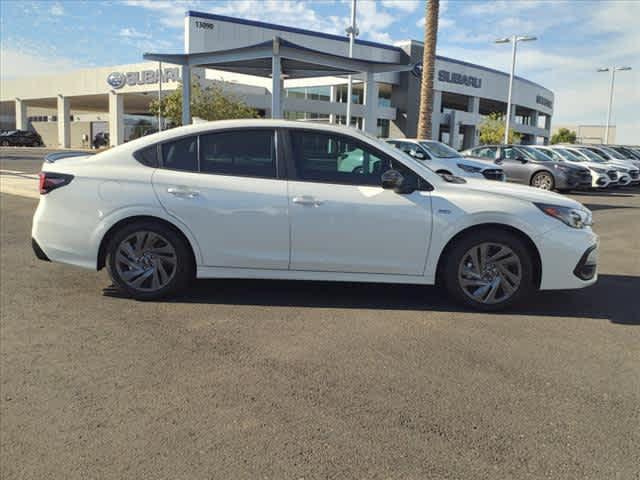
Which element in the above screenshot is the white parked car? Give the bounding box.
[532,146,611,189]
[562,146,633,186]
[386,138,505,181]
[32,120,598,311]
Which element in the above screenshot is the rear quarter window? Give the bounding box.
[133,145,159,167]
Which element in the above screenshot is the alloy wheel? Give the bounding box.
[532,172,553,190]
[457,242,522,305]
[114,231,177,292]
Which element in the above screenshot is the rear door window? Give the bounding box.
[199,129,276,178]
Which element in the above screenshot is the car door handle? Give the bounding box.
[292,195,324,207]
[167,186,200,198]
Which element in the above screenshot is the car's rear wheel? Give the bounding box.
[106,221,193,300]
[531,171,555,190]
[442,230,535,311]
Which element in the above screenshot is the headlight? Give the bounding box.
[535,203,593,229]
[456,163,483,173]
[553,163,572,172]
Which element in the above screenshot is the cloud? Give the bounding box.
[123,0,405,45]
[380,0,421,13]
[0,46,88,79]
[49,2,64,16]
[119,27,151,39]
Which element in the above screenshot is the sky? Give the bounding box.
[0,0,638,142]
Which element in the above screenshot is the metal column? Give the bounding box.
[182,64,191,126]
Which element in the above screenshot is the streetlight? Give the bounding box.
[597,66,632,144]
[495,35,537,144]
[345,0,358,128]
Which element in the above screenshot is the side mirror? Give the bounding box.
[381,169,416,194]
[409,150,427,160]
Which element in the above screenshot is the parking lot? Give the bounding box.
[1,147,639,479]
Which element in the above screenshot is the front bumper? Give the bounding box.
[556,170,593,190]
[537,225,598,290]
[573,245,598,281]
[617,174,632,186]
[32,238,51,262]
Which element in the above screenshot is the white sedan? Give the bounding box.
[386,138,505,181]
[32,120,598,310]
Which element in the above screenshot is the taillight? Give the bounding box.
[39,172,74,194]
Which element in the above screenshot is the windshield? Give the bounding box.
[520,146,552,161]
[419,141,459,158]
[599,146,626,160]
[556,148,584,161]
[575,148,607,163]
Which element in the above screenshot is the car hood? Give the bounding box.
[449,156,501,170]
[462,154,502,165]
[605,159,639,171]
[459,177,585,210]
[550,161,588,173]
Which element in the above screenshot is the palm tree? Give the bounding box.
[417,0,439,139]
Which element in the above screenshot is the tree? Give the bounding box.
[149,80,258,126]
[551,128,577,144]
[478,113,521,144]
[416,0,439,139]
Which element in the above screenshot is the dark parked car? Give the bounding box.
[92,132,110,149]
[0,130,44,147]
[460,144,592,191]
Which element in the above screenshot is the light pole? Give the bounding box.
[345,0,358,128]
[597,66,631,144]
[495,35,536,144]
[158,61,163,132]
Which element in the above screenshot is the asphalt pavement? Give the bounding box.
[1,147,639,479]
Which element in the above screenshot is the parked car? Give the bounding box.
[460,144,592,191]
[386,139,505,181]
[578,145,640,182]
[531,146,611,189]
[607,145,640,162]
[560,146,635,186]
[93,132,110,149]
[32,120,598,311]
[0,130,44,147]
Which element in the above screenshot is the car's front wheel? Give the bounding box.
[442,230,535,311]
[531,171,555,190]
[105,221,193,300]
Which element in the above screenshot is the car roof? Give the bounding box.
[120,119,380,151]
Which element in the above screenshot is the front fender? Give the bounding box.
[423,194,546,282]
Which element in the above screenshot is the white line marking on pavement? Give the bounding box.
[0,169,40,199]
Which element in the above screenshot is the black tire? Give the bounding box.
[105,221,194,300]
[441,229,536,311]
[530,171,555,190]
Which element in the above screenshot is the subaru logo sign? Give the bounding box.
[411,62,423,79]
[107,72,126,89]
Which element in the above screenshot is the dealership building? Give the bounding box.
[0,10,554,149]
